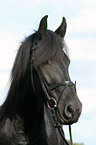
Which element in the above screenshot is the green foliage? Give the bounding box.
[74,143,84,145]
[68,141,84,145]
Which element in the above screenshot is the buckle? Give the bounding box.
[47,98,57,110]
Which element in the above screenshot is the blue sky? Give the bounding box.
[0,0,96,144]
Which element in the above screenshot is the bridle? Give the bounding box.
[30,38,76,145]
[37,69,75,145]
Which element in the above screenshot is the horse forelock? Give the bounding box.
[32,30,65,67]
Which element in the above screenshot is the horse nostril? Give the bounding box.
[67,105,74,113]
[64,105,74,120]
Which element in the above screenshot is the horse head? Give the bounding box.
[31,15,82,125]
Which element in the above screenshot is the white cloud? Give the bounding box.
[0,31,18,105]
[67,8,96,33]
[78,87,96,114]
[0,31,18,69]
[70,114,96,145]
[0,72,10,91]
[67,38,96,61]
[0,72,10,105]
[83,0,96,6]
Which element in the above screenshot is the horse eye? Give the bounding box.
[46,60,51,65]
[46,61,49,64]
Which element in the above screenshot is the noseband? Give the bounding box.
[30,38,76,145]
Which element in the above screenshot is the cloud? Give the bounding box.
[0,72,9,105]
[67,38,96,61]
[78,87,96,114]
[0,72,10,90]
[67,8,96,33]
[0,30,18,105]
[70,113,96,145]
[0,31,18,69]
[83,0,96,6]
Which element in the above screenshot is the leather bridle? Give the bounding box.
[37,68,75,145]
[30,39,76,145]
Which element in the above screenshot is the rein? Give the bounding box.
[30,39,74,145]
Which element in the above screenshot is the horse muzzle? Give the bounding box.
[56,101,82,125]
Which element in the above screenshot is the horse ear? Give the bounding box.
[38,15,48,39]
[55,17,67,38]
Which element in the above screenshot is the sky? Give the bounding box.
[0,0,96,144]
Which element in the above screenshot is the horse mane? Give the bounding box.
[0,30,69,120]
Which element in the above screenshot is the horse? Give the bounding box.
[0,15,82,145]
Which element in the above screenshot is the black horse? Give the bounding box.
[0,16,82,145]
